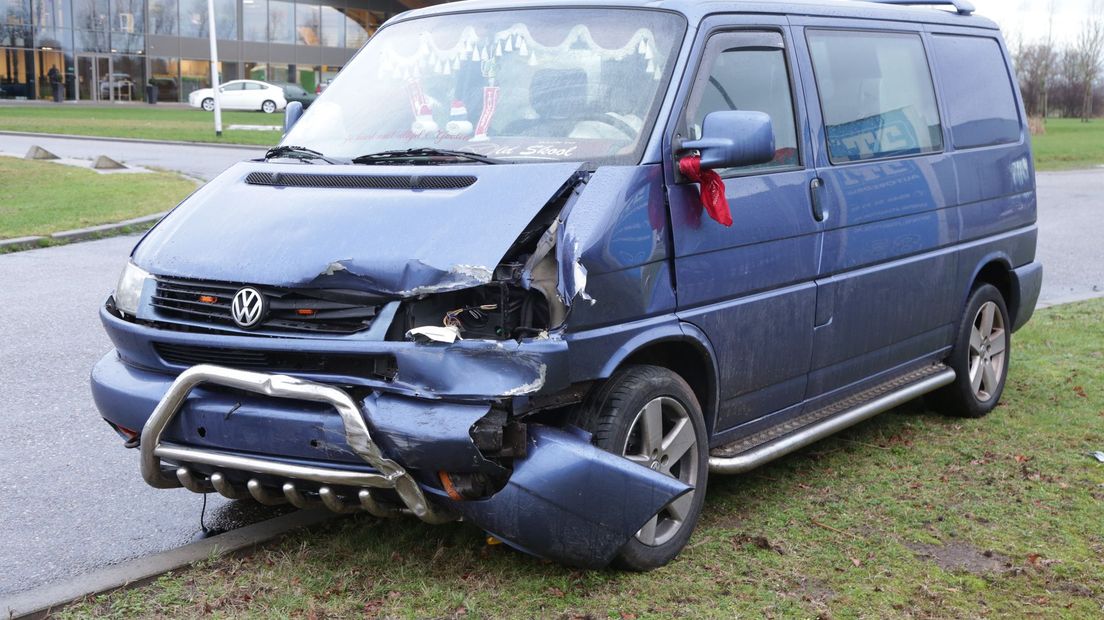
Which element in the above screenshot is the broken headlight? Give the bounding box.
[114,261,150,317]
[394,282,551,342]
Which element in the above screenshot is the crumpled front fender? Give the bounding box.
[436,425,692,568]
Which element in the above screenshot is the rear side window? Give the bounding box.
[931,35,1021,149]
[808,30,943,164]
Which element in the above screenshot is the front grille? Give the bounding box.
[154,342,397,380]
[151,276,385,335]
[245,171,477,190]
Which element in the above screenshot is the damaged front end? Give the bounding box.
[94,160,684,567]
[134,363,689,567]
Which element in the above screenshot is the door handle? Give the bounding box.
[810,177,828,223]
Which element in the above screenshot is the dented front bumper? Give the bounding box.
[92,307,690,567]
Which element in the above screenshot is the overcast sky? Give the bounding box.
[970,0,1101,46]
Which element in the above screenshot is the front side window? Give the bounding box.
[283,9,686,166]
[683,31,800,175]
[808,30,943,164]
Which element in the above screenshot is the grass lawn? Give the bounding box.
[0,157,198,240]
[58,299,1104,619]
[1031,118,1104,171]
[0,105,281,146]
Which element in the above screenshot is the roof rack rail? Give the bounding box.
[864,0,976,15]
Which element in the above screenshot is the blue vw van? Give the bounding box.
[92,0,1042,570]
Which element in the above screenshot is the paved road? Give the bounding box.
[0,133,262,181]
[0,235,289,597]
[1035,168,1104,304]
[0,136,277,597]
[0,159,1098,597]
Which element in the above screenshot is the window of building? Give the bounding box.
[931,35,1021,149]
[32,0,71,29]
[110,0,143,35]
[268,0,294,44]
[0,0,32,47]
[807,29,943,164]
[345,7,382,49]
[320,4,344,48]
[242,0,266,42]
[35,47,72,100]
[296,2,320,46]
[148,0,177,35]
[180,57,214,95]
[150,55,179,101]
[180,0,235,39]
[0,47,34,97]
[73,0,109,32]
[106,52,143,100]
[683,31,800,174]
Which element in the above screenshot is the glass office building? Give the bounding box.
[0,0,454,102]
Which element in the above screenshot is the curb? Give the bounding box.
[0,213,167,253]
[0,509,337,620]
[1036,291,1104,309]
[0,130,269,151]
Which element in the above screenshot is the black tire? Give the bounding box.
[261,100,277,114]
[201,97,214,112]
[570,365,708,571]
[932,283,1011,418]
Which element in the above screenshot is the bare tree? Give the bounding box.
[1074,0,1104,120]
[1009,0,1059,118]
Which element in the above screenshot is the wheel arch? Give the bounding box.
[964,254,1019,327]
[596,324,720,437]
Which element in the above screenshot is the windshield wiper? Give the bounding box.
[351,148,505,166]
[265,145,338,164]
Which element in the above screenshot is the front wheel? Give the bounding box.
[570,365,708,571]
[932,283,1011,418]
[201,97,214,112]
[261,100,277,114]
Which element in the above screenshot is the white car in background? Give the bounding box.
[188,80,288,113]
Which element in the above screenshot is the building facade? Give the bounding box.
[0,0,455,102]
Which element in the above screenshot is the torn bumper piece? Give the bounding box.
[437,425,692,568]
[133,364,690,567]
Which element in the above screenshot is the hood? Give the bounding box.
[132,161,583,297]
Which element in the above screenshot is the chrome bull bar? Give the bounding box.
[139,364,455,523]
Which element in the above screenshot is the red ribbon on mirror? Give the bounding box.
[678,155,732,227]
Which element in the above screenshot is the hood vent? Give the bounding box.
[245,171,477,190]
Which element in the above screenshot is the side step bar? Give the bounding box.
[709,366,955,474]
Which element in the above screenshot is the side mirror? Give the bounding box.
[284,101,304,134]
[681,110,775,170]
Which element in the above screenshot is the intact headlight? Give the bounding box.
[114,261,150,317]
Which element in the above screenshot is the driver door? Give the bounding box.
[667,21,824,439]
[219,82,247,109]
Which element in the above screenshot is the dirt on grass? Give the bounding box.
[905,541,1013,575]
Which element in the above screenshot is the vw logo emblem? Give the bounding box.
[230,287,267,329]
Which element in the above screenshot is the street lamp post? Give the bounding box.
[206,0,223,136]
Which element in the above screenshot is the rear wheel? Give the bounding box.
[570,365,708,571]
[933,283,1011,418]
[261,100,277,114]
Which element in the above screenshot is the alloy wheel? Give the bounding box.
[621,396,699,547]
[969,300,1007,401]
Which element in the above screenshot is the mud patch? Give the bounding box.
[906,541,1013,574]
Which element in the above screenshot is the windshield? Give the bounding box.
[282,9,685,165]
